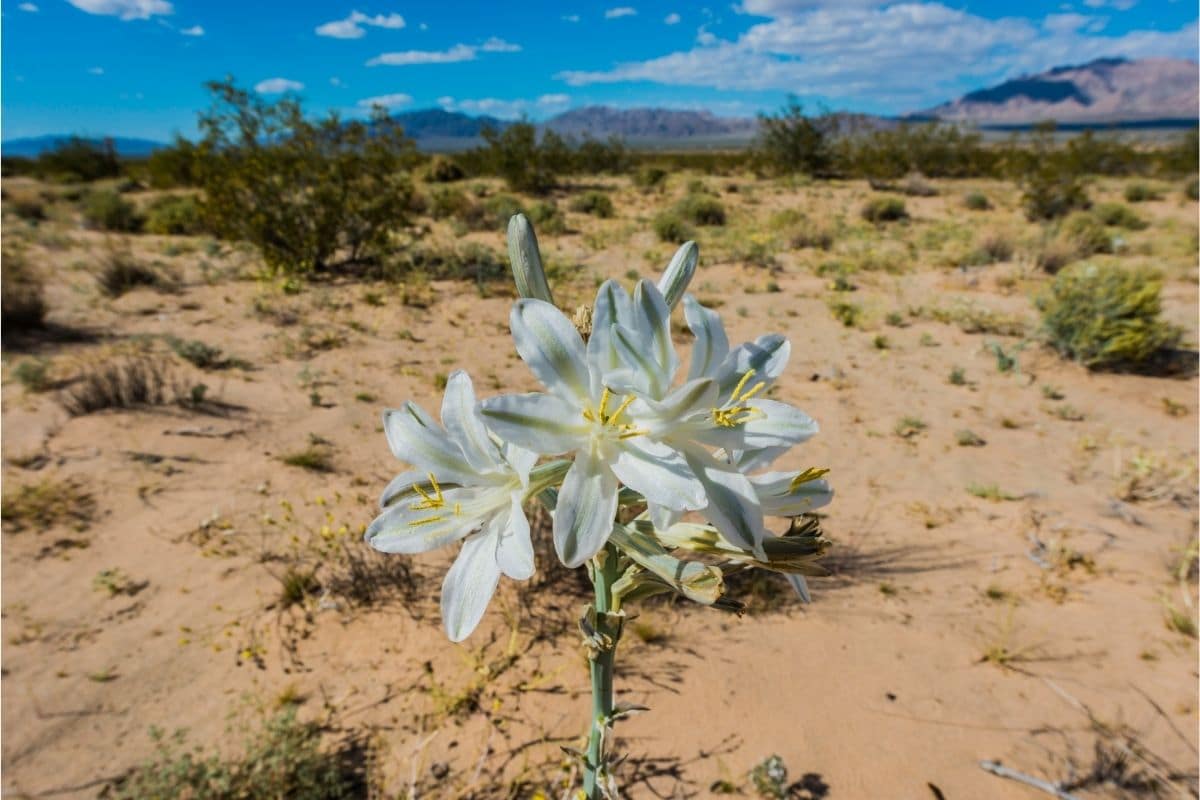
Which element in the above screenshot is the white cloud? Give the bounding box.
[255,77,304,94]
[1042,13,1104,35]
[480,36,521,52]
[316,11,405,39]
[66,0,172,20]
[358,92,413,109]
[368,43,477,66]
[180,24,204,36]
[1083,0,1136,10]
[330,77,344,87]
[438,94,571,119]
[605,7,637,19]
[419,22,428,30]
[88,66,105,75]
[18,3,38,12]
[664,12,681,24]
[558,3,1199,110]
[562,14,580,22]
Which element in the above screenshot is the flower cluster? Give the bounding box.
[367,215,832,641]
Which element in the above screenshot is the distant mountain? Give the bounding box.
[2,135,166,158]
[391,108,510,140]
[544,106,758,141]
[920,57,1199,124]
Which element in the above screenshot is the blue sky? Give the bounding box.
[2,0,1197,141]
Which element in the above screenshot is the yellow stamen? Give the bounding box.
[729,369,757,402]
[408,514,446,527]
[597,387,612,421]
[609,395,636,424]
[739,381,767,402]
[409,472,446,511]
[789,467,831,491]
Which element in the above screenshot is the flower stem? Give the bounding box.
[583,544,621,798]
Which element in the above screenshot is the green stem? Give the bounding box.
[583,544,621,799]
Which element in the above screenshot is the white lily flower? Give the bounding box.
[365,370,542,642]
[480,296,708,569]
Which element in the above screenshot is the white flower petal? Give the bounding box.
[739,399,819,452]
[441,371,504,475]
[481,393,586,454]
[649,502,681,532]
[684,294,729,381]
[751,471,834,517]
[632,279,679,386]
[611,323,663,397]
[441,531,502,642]
[379,470,427,509]
[639,378,717,435]
[786,573,812,603]
[502,443,538,485]
[714,335,790,399]
[510,299,591,404]
[554,445,619,568]
[612,437,705,511]
[366,485,492,554]
[383,403,476,485]
[657,241,697,310]
[495,493,535,580]
[588,280,633,388]
[685,449,766,557]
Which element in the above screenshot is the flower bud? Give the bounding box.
[657,240,698,310]
[506,214,554,304]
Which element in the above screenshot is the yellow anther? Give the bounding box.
[408,514,446,527]
[453,502,462,516]
[739,381,766,402]
[789,467,831,491]
[597,387,612,421]
[609,395,636,424]
[713,406,754,428]
[409,472,446,511]
[729,369,758,402]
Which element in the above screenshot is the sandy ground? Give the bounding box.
[2,174,1197,798]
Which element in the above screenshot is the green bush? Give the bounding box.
[1,253,46,333]
[144,195,205,235]
[142,138,200,188]
[569,190,614,218]
[1037,262,1180,370]
[1019,162,1089,221]
[10,196,47,222]
[83,189,142,232]
[1091,202,1146,230]
[678,193,726,226]
[1060,212,1112,256]
[964,191,991,211]
[425,155,464,183]
[528,200,566,234]
[653,210,694,244]
[861,196,908,223]
[196,79,417,274]
[467,123,571,194]
[427,186,472,220]
[632,166,668,191]
[1123,183,1160,203]
[753,98,836,177]
[37,137,121,182]
[108,710,360,800]
[1185,176,1199,201]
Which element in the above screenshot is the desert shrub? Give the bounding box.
[1185,177,1199,201]
[1060,212,1112,257]
[37,136,121,182]
[12,358,54,392]
[425,155,464,183]
[632,165,668,191]
[10,196,47,222]
[1123,183,1160,203]
[677,192,726,226]
[468,123,571,194]
[1,476,96,532]
[1,253,47,333]
[574,135,631,174]
[144,194,205,235]
[383,241,509,287]
[527,201,566,235]
[964,191,991,211]
[83,189,142,232]
[900,173,937,197]
[458,193,526,233]
[108,709,361,800]
[1036,262,1181,370]
[1091,202,1147,230]
[653,210,694,244]
[787,219,835,250]
[96,247,169,297]
[1035,238,1078,274]
[847,122,989,179]
[60,356,191,415]
[753,97,835,177]
[967,230,1014,265]
[196,79,417,274]
[569,190,614,218]
[861,196,907,223]
[427,186,472,220]
[828,299,862,328]
[141,138,200,188]
[166,337,225,369]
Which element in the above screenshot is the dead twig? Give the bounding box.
[980,760,1080,799]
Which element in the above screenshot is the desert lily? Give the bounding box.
[365,370,565,641]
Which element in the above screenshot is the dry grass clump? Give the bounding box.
[95,245,174,297]
[861,196,908,223]
[1091,201,1147,231]
[910,299,1026,336]
[1036,263,1181,371]
[569,190,615,218]
[1123,182,1161,203]
[82,189,142,232]
[1,252,47,333]
[966,230,1014,265]
[60,356,190,415]
[963,191,991,211]
[1,476,97,532]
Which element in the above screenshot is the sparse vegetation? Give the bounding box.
[1,252,47,333]
[569,190,615,218]
[861,196,908,223]
[82,189,142,232]
[60,356,189,415]
[1,477,97,532]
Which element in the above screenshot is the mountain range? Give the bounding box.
[4,57,1196,156]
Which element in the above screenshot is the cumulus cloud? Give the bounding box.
[255,77,304,94]
[1083,0,1137,10]
[18,3,38,12]
[180,24,204,36]
[357,92,413,109]
[664,12,681,24]
[66,0,172,20]
[562,14,580,22]
[605,7,637,19]
[558,2,1199,110]
[480,36,521,52]
[316,11,405,39]
[367,43,476,66]
[438,93,571,119]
